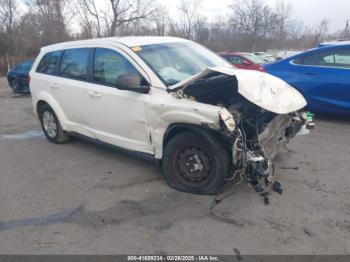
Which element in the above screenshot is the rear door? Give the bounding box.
[52,48,94,137]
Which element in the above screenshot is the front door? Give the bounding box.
[83,47,153,155]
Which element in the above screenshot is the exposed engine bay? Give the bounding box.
[172,72,314,204]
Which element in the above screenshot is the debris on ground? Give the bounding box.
[303,227,314,237]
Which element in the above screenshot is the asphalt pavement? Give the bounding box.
[1,77,350,255]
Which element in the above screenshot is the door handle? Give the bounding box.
[50,83,59,89]
[88,91,101,98]
[305,72,317,76]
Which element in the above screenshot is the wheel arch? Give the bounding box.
[35,93,68,131]
[8,75,16,83]
[163,123,232,153]
[161,124,232,195]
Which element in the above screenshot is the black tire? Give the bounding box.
[10,79,22,94]
[162,131,230,195]
[39,104,70,144]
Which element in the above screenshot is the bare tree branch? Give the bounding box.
[168,0,202,40]
[0,0,18,34]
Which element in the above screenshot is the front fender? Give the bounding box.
[163,123,227,150]
[147,100,224,159]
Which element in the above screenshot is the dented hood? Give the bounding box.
[169,67,307,114]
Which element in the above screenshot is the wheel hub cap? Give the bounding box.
[176,146,212,183]
[42,111,57,138]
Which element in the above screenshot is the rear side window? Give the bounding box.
[94,48,139,86]
[333,49,350,68]
[302,51,334,66]
[296,48,350,68]
[292,57,303,65]
[60,48,89,80]
[36,51,62,74]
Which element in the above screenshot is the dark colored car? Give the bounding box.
[264,43,350,115]
[219,52,266,72]
[7,60,34,93]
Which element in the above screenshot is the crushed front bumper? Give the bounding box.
[258,112,314,160]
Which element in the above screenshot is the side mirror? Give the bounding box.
[116,73,150,94]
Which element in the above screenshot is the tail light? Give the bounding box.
[28,75,31,84]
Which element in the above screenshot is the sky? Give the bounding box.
[165,0,350,32]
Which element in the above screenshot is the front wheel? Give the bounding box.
[162,132,230,195]
[39,104,70,144]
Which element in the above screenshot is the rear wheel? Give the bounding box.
[10,79,22,94]
[39,104,70,144]
[162,132,230,195]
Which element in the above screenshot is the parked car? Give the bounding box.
[7,60,34,93]
[30,37,312,195]
[275,50,302,60]
[317,40,350,48]
[264,43,350,115]
[253,52,276,63]
[219,52,266,72]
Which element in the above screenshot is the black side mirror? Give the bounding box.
[116,73,150,94]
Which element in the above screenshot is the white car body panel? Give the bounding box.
[144,88,226,158]
[82,80,153,154]
[29,37,307,159]
[30,38,226,158]
[169,67,307,114]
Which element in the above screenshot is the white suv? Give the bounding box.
[30,37,312,195]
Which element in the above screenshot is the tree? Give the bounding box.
[28,0,72,45]
[194,18,210,44]
[313,19,329,45]
[271,0,293,47]
[169,0,202,40]
[0,0,18,34]
[150,6,167,36]
[76,0,156,37]
[77,0,103,38]
[107,0,156,36]
[229,0,273,51]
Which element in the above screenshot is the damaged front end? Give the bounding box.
[169,67,314,202]
[227,105,310,200]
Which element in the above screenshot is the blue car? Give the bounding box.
[7,60,34,94]
[264,43,350,115]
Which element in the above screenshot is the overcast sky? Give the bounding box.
[166,0,350,32]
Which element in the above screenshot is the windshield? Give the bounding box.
[242,54,265,64]
[133,42,232,86]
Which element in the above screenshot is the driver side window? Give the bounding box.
[94,48,140,87]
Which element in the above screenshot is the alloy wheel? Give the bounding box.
[42,111,57,138]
